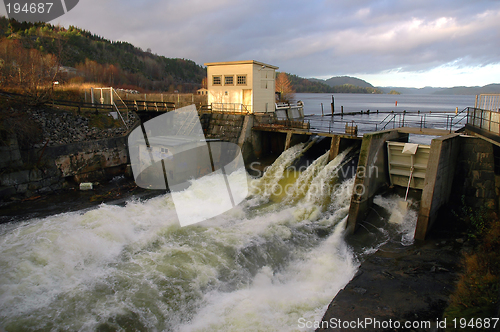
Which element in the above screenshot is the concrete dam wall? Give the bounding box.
[344,128,500,241]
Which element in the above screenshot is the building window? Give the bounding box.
[225,75,234,85]
[213,75,222,86]
[261,80,268,89]
[237,75,247,86]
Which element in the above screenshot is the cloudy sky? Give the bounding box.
[2,0,500,87]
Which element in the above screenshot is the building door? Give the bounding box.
[243,89,252,113]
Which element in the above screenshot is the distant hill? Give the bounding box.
[0,16,206,92]
[290,74,382,94]
[378,84,500,95]
[325,76,374,88]
[310,76,374,88]
[377,87,440,95]
[433,84,500,95]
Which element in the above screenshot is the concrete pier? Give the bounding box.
[415,134,461,240]
[346,129,408,234]
[328,135,340,161]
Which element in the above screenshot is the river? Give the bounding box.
[0,95,444,331]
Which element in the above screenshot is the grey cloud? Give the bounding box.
[51,0,500,82]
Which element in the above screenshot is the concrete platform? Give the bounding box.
[396,127,454,136]
[252,126,362,139]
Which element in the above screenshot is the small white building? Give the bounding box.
[204,60,278,113]
[197,88,208,95]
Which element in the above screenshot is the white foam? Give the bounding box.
[373,195,418,246]
[0,146,359,331]
[178,219,358,332]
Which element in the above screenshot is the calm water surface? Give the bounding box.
[294,93,476,116]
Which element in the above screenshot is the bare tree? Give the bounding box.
[275,72,295,102]
[0,38,59,105]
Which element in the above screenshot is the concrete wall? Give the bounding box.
[0,135,23,170]
[415,134,461,240]
[200,112,261,164]
[0,136,129,200]
[200,112,283,164]
[51,136,129,182]
[346,129,407,234]
[0,161,62,198]
[451,136,497,209]
[200,113,246,144]
[1,111,253,200]
[252,65,276,113]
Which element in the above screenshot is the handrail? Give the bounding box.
[112,103,128,128]
[52,99,114,110]
[377,113,397,130]
[450,110,469,131]
[121,99,175,112]
[378,113,394,125]
[467,107,500,135]
[210,103,251,114]
[255,110,470,136]
[448,107,469,130]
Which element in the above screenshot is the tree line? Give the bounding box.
[0,17,206,94]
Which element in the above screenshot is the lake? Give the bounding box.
[293,93,476,116]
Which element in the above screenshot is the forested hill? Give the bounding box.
[286,73,383,94]
[317,76,374,88]
[0,17,206,92]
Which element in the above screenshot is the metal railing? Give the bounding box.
[121,100,176,112]
[376,113,397,131]
[467,107,500,134]
[253,110,470,136]
[210,103,251,114]
[475,94,500,112]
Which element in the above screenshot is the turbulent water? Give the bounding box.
[0,144,413,331]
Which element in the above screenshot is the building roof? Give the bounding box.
[204,60,279,70]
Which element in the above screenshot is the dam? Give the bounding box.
[1,90,499,331]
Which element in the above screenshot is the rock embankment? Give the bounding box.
[28,109,138,147]
[0,107,138,201]
[316,208,468,332]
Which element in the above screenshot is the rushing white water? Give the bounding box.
[0,145,359,332]
[249,142,307,202]
[373,195,418,246]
